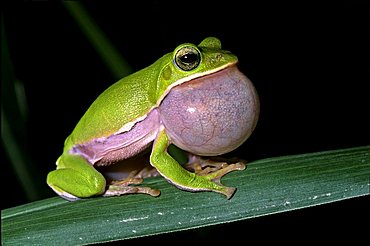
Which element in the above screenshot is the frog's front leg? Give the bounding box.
[150,128,242,199]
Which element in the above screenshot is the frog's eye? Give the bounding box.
[175,46,201,71]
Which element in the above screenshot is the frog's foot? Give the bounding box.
[185,155,246,179]
[103,170,160,197]
[183,155,246,199]
[185,155,246,199]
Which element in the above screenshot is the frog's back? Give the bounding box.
[65,63,161,150]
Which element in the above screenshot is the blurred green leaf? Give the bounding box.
[63,1,132,79]
[2,146,369,245]
[1,16,42,201]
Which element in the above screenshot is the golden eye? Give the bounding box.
[175,46,201,71]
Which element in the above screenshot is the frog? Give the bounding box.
[46,37,260,201]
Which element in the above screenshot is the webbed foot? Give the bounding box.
[185,154,246,197]
[103,169,160,197]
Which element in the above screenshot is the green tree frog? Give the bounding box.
[47,37,259,201]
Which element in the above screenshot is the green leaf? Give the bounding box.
[63,1,132,79]
[2,146,369,245]
[1,16,44,201]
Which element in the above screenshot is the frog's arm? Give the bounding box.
[47,153,106,201]
[150,127,239,199]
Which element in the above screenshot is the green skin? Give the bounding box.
[47,37,259,201]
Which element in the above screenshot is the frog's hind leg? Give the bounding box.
[47,154,107,201]
[103,169,160,197]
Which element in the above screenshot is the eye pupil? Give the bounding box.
[180,53,197,64]
[175,46,201,71]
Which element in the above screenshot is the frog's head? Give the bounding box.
[173,37,238,74]
[156,37,238,102]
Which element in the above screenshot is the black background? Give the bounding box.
[2,1,369,243]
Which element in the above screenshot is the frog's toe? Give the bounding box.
[196,161,245,199]
[205,162,245,182]
[187,159,246,181]
[104,185,160,197]
[185,155,246,176]
[104,176,160,197]
[223,187,236,199]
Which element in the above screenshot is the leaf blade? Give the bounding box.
[2,146,369,245]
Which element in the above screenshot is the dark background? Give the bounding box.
[2,1,368,243]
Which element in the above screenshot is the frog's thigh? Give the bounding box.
[150,128,236,198]
[47,154,106,201]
